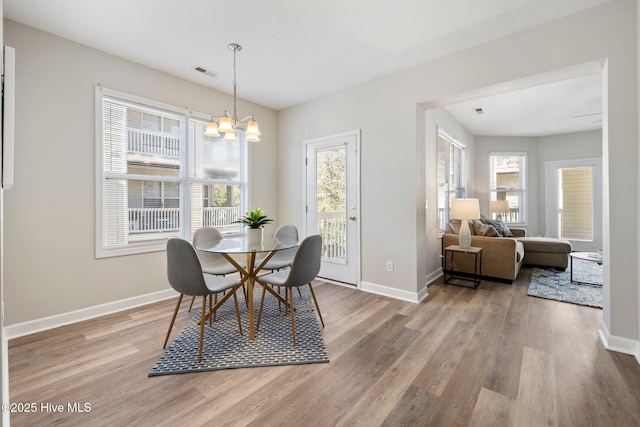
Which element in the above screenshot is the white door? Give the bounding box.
[305,131,359,286]
[545,158,602,252]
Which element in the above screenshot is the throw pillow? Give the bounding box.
[493,218,513,237]
[449,219,461,234]
[470,220,484,235]
[479,215,503,237]
[480,215,513,237]
[475,224,499,237]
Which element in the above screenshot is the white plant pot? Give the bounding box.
[247,228,263,244]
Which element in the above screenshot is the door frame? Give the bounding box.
[303,129,361,288]
[545,157,602,252]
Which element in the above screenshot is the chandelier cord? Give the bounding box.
[204,42,260,142]
[232,46,238,125]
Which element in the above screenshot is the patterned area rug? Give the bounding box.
[527,257,603,308]
[149,286,329,376]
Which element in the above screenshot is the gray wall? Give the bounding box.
[279,1,639,347]
[474,130,602,247]
[3,1,639,354]
[3,20,280,325]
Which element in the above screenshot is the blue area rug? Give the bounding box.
[527,258,603,308]
[149,286,329,376]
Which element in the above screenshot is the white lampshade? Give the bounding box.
[223,131,237,142]
[246,133,260,142]
[245,118,261,142]
[204,120,220,137]
[490,200,509,214]
[218,115,234,133]
[450,198,480,220]
[246,119,260,136]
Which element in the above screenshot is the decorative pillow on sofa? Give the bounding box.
[493,218,513,237]
[449,219,461,234]
[475,223,499,237]
[480,215,513,237]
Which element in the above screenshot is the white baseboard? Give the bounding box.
[361,281,425,303]
[598,327,640,365]
[425,269,443,287]
[359,269,443,304]
[4,288,177,340]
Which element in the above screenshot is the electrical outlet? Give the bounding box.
[386,261,394,272]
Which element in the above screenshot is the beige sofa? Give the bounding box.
[442,221,573,283]
[442,228,526,282]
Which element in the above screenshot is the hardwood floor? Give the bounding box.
[8,268,640,426]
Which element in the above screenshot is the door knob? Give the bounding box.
[349,216,357,221]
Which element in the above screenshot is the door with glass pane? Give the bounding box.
[305,131,359,285]
[545,158,602,252]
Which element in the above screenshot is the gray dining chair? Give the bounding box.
[261,224,299,271]
[256,234,324,346]
[190,226,246,312]
[259,224,301,307]
[193,227,245,275]
[164,238,243,362]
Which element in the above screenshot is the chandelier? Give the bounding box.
[204,43,261,142]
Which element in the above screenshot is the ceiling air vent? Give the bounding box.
[193,66,217,78]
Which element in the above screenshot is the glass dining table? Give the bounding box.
[196,236,298,340]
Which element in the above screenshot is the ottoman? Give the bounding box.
[517,237,572,269]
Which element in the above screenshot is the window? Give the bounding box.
[437,129,466,231]
[96,87,247,257]
[489,153,526,224]
[558,166,593,240]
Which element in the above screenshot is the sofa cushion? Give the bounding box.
[516,241,524,262]
[517,237,571,254]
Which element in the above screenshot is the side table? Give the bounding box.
[443,245,483,289]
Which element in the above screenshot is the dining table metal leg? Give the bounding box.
[219,249,286,341]
[247,252,256,340]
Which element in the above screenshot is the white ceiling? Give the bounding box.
[5,0,607,136]
[444,73,603,137]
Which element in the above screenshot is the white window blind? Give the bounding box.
[96,87,247,257]
[559,166,593,240]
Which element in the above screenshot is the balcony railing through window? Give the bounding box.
[129,208,180,233]
[128,128,180,158]
[128,206,242,233]
[317,211,347,260]
[202,206,241,229]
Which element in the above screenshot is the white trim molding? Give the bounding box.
[425,269,443,289]
[361,281,428,303]
[4,288,177,340]
[599,327,640,365]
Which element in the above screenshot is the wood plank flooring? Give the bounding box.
[8,268,640,426]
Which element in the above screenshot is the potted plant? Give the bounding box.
[235,208,273,243]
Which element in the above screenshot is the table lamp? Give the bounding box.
[451,198,480,249]
[490,200,509,220]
